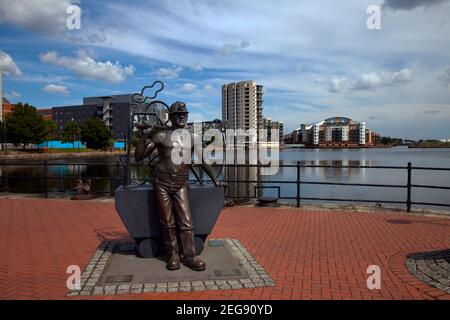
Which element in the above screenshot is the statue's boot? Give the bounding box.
[163,228,181,270]
[180,230,206,271]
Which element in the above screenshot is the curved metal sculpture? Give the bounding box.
[121,81,170,187]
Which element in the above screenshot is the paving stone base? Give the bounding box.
[406,249,450,294]
[67,238,275,297]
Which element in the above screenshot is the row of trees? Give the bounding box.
[380,136,404,146]
[0,103,112,150]
[60,118,113,150]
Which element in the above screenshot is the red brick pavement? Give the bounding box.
[0,198,449,300]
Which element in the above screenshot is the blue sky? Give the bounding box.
[1,0,450,139]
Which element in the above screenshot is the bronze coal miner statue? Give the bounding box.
[134,101,225,271]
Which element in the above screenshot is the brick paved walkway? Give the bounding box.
[0,198,449,300]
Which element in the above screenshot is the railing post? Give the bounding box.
[296,161,301,207]
[3,171,8,193]
[111,160,120,196]
[406,162,412,212]
[43,160,48,198]
[123,158,129,188]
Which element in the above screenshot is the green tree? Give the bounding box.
[42,119,57,151]
[61,120,80,149]
[6,103,47,148]
[80,118,112,150]
[0,120,7,150]
[44,119,57,141]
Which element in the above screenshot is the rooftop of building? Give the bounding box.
[83,94,134,105]
[52,104,98,110]
[222,80,262,87]
[324,117,355,125]
[301,117,368,128]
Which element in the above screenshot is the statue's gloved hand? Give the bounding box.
[136,121,150,131]
[215,181,228,188]
[136,121,158,136]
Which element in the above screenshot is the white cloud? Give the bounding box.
[5,91,21,100]
[438,65,450,86]
[328,77,347,93]
[324,69,414,93]
[203,84,214,91]
[392,69,414,83]
[0,0,77,35]
[14,74,68,84]
[180,83,198,93]
[218,41,251,56]
[191,63,203,72]
[352,73,383,91]
[0,0,108,44]
[383,0,449,11]
[2,1,450,138]
[153,65,183,80]
[352,69,413,91]
[86,1,450,78]
[0,50,22,76]
[43,84,69,95]
[39,50,135,82]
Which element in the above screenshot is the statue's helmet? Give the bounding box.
[169,101,189,114]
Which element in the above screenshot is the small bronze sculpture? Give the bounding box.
[71,179,96,200]
[135,102,225,271]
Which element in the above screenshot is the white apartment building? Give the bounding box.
[222,81,263,145]
[359,122,366,145]
[297,117,378,147]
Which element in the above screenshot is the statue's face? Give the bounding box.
[171,112,188,128]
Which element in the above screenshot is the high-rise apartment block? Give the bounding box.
[222,81,264,145]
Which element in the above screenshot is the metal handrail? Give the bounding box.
[1,161,450,211]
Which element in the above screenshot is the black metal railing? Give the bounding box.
[217,162,450,211]
[0,161,450,212]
